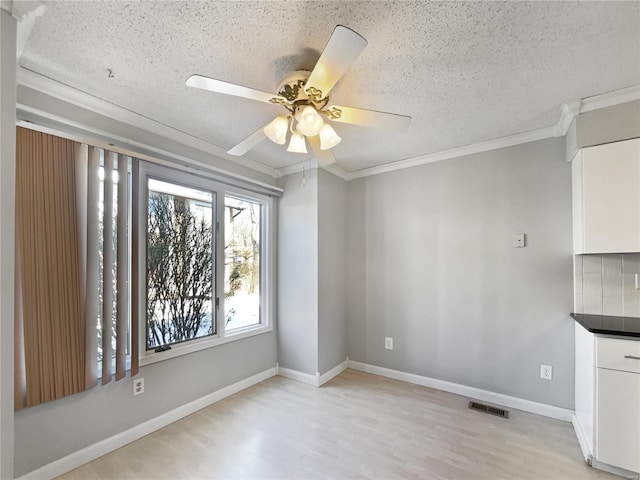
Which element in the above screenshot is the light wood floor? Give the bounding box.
[57,369,621,480]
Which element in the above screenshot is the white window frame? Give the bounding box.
[137,161,274,366]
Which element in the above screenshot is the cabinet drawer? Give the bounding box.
[597,337,640,373]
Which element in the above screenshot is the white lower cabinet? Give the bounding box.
[596,368,640,472]
[574,328,640,475]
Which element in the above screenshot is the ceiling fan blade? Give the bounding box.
[308,135,336,166]
[186,74,286,105]
[227,126,267,156]
[305,25,367,101]
[327,105,411,132]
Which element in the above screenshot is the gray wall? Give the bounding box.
[346,137,575,409]
[0,10,16,480]
[14,333,276,476]
[9,74,577,476]
[277,169,349,377]
[277,170,318,375]
[13,83,280,477]
[318,169,348,374]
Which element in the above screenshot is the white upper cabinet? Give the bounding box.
[573,138,640,254]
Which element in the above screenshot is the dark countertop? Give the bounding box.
[571,313,640,338]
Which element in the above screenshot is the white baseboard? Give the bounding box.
[19,361,577,480]
[276,359,348,387]
[318,359,348,386]
[591,459,640,480]
[276,364,318,386]
[572,413,592,464]
[16,367,277,480]
[348,360,573,422]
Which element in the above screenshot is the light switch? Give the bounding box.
[512,233,526,248]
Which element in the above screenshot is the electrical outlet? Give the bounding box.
[133,378,144,396]
[385,337,393,350]
[540,365,553,380]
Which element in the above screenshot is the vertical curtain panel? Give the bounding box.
[15,127,136,409]
[15,128,85,408]
[100,151,131,383]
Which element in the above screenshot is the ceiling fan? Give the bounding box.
[186,25,411,166]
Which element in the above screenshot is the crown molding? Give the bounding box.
[17,67,639,183]
[277,159,319,177]
[322,164,351,180]
[17,107,283,196]
[276,159,350,181]
[580,84,640,113]
[554,101,580,137]
[16,67,279,178]
[319,99,575,181]
[15,4,45,60]
[346,125,556,180]
[339,85,639,180]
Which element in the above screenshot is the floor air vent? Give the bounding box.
[468,401,509,418]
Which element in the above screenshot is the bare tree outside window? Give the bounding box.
[224,196,261,329]
[146,180,214,349]
[97,164,119,363]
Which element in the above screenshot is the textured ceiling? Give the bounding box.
[13,1,640,174]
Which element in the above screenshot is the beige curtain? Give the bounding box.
[15,128,137,409]
[15,127,86,408]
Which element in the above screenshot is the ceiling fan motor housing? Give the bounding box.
[276,70,329,106]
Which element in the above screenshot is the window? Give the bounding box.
[15,128,277,407]
[224,195,261,331]
[146,179,215,350]
[137,162,273,365]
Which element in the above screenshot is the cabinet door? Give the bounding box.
[582,138,640,254]
[596,368,640,473]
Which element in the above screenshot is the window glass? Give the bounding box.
[146,178,215,350]
[97,155,120,363]
[224,196,261,330]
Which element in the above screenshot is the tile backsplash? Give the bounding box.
[574,253,640,317]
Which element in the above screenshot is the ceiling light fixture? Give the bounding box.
[286,132,307,153]
[263,115,289,145]
[262,100,342,155]
[295,105,325,137]
[319,124,341,150]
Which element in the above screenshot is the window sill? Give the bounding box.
[138,323,273,367]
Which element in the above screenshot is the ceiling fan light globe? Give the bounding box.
[302,106,319,124]
[296,106,324,137]
[263,115,289,145]
[287,133,307,153]
[319,124,342,150]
